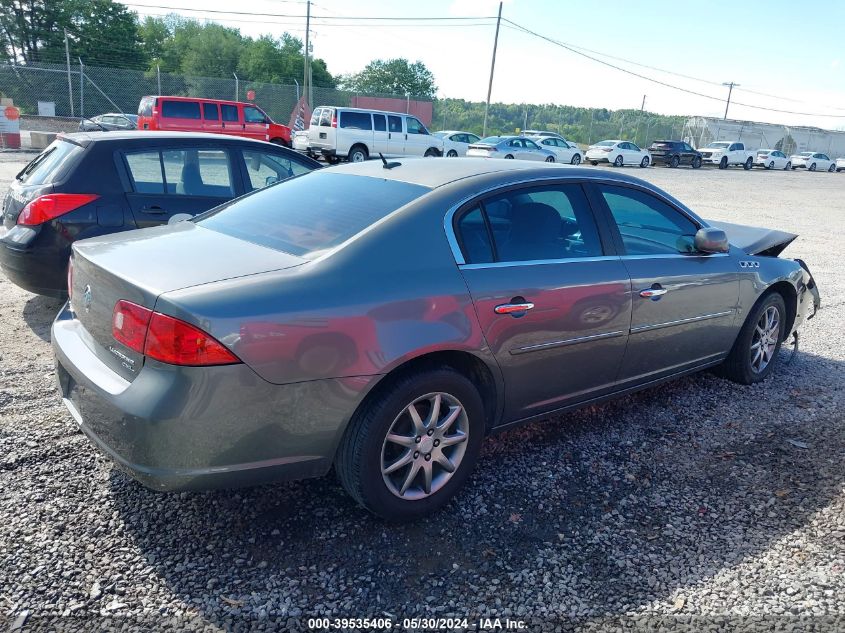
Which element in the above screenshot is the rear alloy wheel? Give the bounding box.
[669,155,680,168]
[785,162,792,170]
[613,155,624,167]
[545,156,555,163]
[719,292,786,384]
[743,157,753,170]
[719,156,728,169]
[348,145,369,163]
[692,156,702,169]
[446,149,458,158]
[335,368,484,520]
[570,154,581,165]
[639,156,650,168]
[809,163,817,171]
[767,161,775,170]
[828,163,836,172]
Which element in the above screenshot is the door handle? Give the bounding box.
[494,300,535,316]
[141,205,166,214]
[639,285,668,299]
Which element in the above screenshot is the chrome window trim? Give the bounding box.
[459,255,620,270]
[510,330,626,356]
[630,310,734,334]
[619,253,729,260]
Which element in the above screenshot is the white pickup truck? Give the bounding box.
[699,141,755,170]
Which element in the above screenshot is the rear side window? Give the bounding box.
[197,172,429,257]
[221,104,239,122]
[125,151,165,193]
[17,140,84,185]
[373,114,386,132]
[388,115,402,133]
[340,111,372,130]
[203,103,219,120]
[161,100,201,119]
[456,206,494,264]
[125,149,234,197]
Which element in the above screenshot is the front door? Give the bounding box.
[372,114,389,154]
[590,183,740,384]
[243,105,269,142]
[454,182,632,422]
[404,116,431,156]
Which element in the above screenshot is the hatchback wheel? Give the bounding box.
[613,155,624,167]
[639,156,650,168]
[570,154,581,165]
[809,163,817,171]
[335,368,484,520]
[719,292,786,384]
[767,161,775,170]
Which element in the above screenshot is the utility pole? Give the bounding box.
[78,58,84,118]
[482,2,503,138]
[304,0,311,105]
[156,64,161,94]
[64,29,74,117]
[635,95,646,145]
[722,81,739,120]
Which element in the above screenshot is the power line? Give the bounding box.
[124,3,495,20]
[503,18,845,119]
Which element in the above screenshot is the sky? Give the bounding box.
[122,0,845,130]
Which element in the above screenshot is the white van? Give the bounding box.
[306,106,443,163]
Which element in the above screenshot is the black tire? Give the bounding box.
[809,163,817,171]
[335,368,485,521]
[570,154,581,165]
[743,157,753,170]
[590,161,598,166]
[613,155,624,167]
[785,162,791,170]
[348,145,369,163]
[719,156,728,169]
[325,155,340,165]
[767,161,775,170]
[719,292,787,385]
[446,149,458,158]
[504,154,514,159]
[669,155,680,168]
[828,163,836,172]
[639,156,650,168]
[692,156,702,169]
[424,147,440,158]
[545,156,555,162]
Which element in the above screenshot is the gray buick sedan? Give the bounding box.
[53,158,820,520]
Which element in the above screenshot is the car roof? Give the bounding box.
[314,105,420,117]
[326,156,658,190]
[142,95,258,108]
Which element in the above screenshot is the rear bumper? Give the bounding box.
[0,226,68,297]
[51,303,375,491]
[585,154,611,163]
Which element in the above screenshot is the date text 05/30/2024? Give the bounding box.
[306,617,528,630]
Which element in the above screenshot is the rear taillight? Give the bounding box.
[112,300,153,353]
[331,113,337,128]
[67,259,74,301]
[17,193,99,226]
[111,300,239,366]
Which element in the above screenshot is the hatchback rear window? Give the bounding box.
[196,172,429,257]
[161,100,201,119]
[16,139,83,185]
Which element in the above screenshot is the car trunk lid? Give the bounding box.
[69,221,306,381]
[707,220,798,256]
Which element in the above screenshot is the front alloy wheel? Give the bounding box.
[719,292,786,384]
[749,305,781,375]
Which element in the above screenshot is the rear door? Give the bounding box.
[453,181,631,421]
[202,102,222,134]
[122,146,239,227]
[158,99,202,132]
[220,103,240,137]
[589,183,739,384]
[337,110,374,157]
[387,115,405,154]
[372,114,389,154]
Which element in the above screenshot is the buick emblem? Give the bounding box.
[82,284,93,312]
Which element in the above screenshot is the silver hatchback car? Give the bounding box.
[54,159,820,520]
[466,136,556,161]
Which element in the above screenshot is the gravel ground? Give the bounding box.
[1,153,843,632]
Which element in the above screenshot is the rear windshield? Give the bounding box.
[196,172,429,257]
[595,140,616,146]
[16,139,84,185]
[479,137,501,144]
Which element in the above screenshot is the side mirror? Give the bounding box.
[694,227,729,253]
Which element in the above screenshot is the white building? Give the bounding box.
[682,117,845,158]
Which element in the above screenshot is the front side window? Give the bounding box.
[456,184,603,263]
[340,111,372,130]
[388,116,402,133]
[161,100,201,119]
[598,185,698,255]
[244,106,267,123]
[242,149,313,191]
[221,104,239,122]
[406,117,427,135]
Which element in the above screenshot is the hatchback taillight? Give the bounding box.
[111,300,240,367]
[17,193,99,226]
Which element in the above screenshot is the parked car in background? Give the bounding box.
[753,149,791,170]
[0,132,319,297]
[790,152,835,172]
[137,96,292,147]
[306,106,443,163]
[647,140,702,168]
[52,158,819,521]
[291,129,310,153]
[466,136,556,161]
[699,141,754,170]
[836,157,845,172]
[79,113,138,132]
[433,130,481,157]
[586,140,651,167]
[529,135,583,165]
